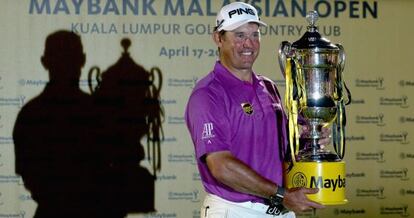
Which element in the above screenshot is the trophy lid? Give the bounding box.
[292,11,338,50]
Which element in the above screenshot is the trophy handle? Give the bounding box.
[88,66,102,94]
[278,41,292,77]
[335,44,352,105]
[336,44,345,73]
[332,44,349,159]
[333,102,347,159]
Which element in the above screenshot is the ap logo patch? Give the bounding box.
[202,122,215,139]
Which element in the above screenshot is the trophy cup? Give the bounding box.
[279,11,351,205]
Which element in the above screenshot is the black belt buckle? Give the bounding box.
[266,204,288,215]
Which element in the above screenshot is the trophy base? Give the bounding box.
[284,161,347,205]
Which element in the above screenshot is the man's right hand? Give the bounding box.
[282,187,325,213]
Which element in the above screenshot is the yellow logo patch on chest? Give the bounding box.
[241,102,253,115]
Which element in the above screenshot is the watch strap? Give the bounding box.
[276,186,285,198]
[269,186,285,206]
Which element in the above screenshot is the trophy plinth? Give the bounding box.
[279,11,351,205]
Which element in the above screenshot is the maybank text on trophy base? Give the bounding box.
[278,11,351,205]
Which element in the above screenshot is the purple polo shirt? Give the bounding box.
[185,61,287,203]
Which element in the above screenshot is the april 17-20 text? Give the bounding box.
[159,46,218,59]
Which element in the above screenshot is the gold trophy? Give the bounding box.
[279,11,351,205]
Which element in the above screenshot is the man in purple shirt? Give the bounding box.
[185,2,326,217]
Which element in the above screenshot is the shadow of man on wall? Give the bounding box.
[88,38,164,215]
[13,30,123,218]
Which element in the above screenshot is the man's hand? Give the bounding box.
[300,125,331,147]
[282,187,325,213]
[318,126,331,146]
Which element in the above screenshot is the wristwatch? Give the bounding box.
[269,186,286,206]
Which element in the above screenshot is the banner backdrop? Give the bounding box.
[1,0,413,217]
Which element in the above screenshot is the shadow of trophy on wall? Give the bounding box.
[88,38,164,214]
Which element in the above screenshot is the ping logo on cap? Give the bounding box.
[228,8,255,18]
[215,2,267,32]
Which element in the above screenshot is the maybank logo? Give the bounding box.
[351,98,365,104]
[379,96,409,108]
[144,212,177,218]
[355,77,385,90]
[168,190,201,202]
[0,211,26,218]
[292,172,307,187]
[161,99,177,105]
[161,136,177,144]
[400,153,414,160]
[400,189,414,196]
[380,132,409,144]
[345,135,365,142]
[346,172,365,178]
[168,77,198,89]
[167,116,185,124]
[380,168,409,181]
[18,79,93,88]
[296,209,318,218]
[156,174,177,181]
[399,80,414,87]
[310,175,345,191]
[380,205,409,217]
[355,114,385,126]
[356,187,385,199]
[18,194,33,201]
[399,116,414,124]
[168,153,196,165]
[0,137,14,145]
[0,175,22,184]
[18,79,47,86]
[334,208,366,216]
[0,96,26,108]
[356,151,385,163]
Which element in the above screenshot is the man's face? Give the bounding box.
[215,23,261,74]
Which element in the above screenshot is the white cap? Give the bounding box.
[215,2,267,32]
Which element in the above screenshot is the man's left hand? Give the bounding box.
[318,126,331,146]
[300,125,331,147]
